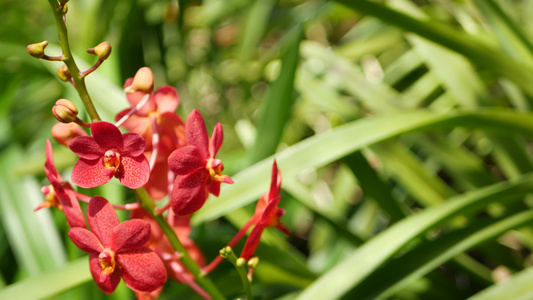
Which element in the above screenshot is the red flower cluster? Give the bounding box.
[36,66,289,298]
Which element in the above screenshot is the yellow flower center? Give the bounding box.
[98,249,116,281]
[103,150,121,175]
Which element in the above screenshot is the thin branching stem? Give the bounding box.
[47,0,101,121]
[134,188,226,300]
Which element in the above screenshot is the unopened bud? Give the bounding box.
[124,67,154,94]
[247,257,259,268]
[57,65,71,82]
[52,99,79,123]
[51,123,88,147]
[27,41,49,59]
[59,0,69,4]
[236,258,246,267]
[87,41,112,61]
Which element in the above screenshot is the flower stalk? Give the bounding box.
[134,187,226,300]
[47,0,101,122]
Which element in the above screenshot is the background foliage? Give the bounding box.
[3,0,533,299]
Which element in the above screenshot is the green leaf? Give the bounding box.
[349,209,533,299]
[468,266,533,300]
[296,172,533,299]
[247,25,303,164]
[193,109,533,225]
[0,257,90,300]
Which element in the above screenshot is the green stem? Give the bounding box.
[134,188,226,300]
[219,247,253,300]
[332,0,533,97]
[47,0,101,122]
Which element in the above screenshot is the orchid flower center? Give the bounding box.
[98,249,116,281]
[206,158,224,183]
[103,150,121,174]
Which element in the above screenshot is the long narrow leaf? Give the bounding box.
[296,172,533,299]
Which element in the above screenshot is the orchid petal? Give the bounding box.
[185,110,209,159]
[171,170,209,215]
[269,160,282,200]
[44,140,62,182]
[168,145,205,175]
[116,248,167,293]
[122,132,146,157]
[89,253,122,294]
[111,219,151,251]
[207,181,221,197]
[119,155,150,189]
[153,86,179,113]
[87,196,120,247]
[57,183,87,228]
[71,158,112,188]
[68,227,103,253]
[69,136,103,160]
[209,123,223,158]
[91,121,124,151]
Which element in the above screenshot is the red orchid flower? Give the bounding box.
[69,121,150,189]
[36,140,86,228]
[68,196,167,294]
[115,67,186,200]
[130,209,205,286]
[168,109,233,215]
[240,160,289,260]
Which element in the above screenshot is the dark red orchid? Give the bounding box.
[168,109,233,215]
[36,140,86,228]
[68,196,167,294]
[69,121,150,189]
[115,67,186,200]
[240,160,289,260]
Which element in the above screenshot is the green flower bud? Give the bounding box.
[247,257,259,268]
[27,41,48,59]
[57,65,71,82]
[52,99,79,123]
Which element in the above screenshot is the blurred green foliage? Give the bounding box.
[4,0,533,299]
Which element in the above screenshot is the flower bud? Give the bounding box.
[27,41,48,59]
[57,65,71,82]
[59,0,69,4]
[51,123,88,147]
[124,67,154,94]
[52,99,79,123]
[236,257,246,267]
[87,41,112,61]
[247,256,259,268]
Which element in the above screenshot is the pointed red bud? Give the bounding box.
[27,41,48,59]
